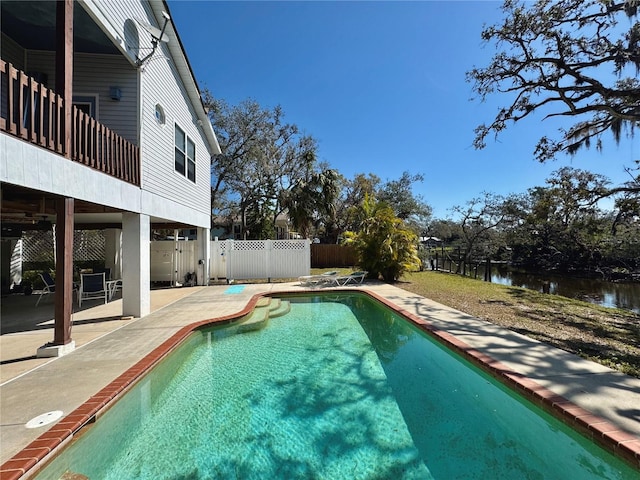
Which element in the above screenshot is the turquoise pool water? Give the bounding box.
[35,293,638,479]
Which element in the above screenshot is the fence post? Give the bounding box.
[265,239,272,282]
[485,258,491,282]
[226,239,233,284]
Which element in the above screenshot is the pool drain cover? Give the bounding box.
[26,410,63,428]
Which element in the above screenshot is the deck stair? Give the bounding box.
[236,298,290,333]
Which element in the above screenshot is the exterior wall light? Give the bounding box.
[109,87,122,101]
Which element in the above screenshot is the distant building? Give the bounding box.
[212,213,299,240]
[420,236,442,248]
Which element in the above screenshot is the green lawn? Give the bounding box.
[399,270,640,378]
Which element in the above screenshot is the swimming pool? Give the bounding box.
[31,293,640,479]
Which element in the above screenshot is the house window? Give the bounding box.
[155,104,165,125]
[186,137,195,181]
[73,95,98,119]
[174,124,196,182]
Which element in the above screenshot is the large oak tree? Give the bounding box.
[467,0,639,203]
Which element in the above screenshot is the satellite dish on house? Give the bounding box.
[135,11,170,66]
[138,21,169,44]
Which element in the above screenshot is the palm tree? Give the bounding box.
[282,169,339,239]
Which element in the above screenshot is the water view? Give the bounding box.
[489,265,640,313]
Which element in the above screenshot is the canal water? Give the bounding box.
[489,264,640,313]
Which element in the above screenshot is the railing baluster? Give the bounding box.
[8,64,17,135]
[98,126,103,172]
[72,106,78,159]
[55,94,64,154]
[28,77,37,142]
[38,83,46,146]
[119,136,125,181]
[0,60,6,131]
[18,70,28,139]
[47,91,53,149]
[124,140,130,182]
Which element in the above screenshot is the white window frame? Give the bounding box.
[174,123,196,182]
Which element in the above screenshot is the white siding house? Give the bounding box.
[0,0,220,354]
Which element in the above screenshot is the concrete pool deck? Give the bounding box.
[1,281,639,477]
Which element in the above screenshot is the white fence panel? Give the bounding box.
[150,240,197,284]
[269,240,310,278]
[209,239,310,281]
[210,239,227,280]
[229,240,269,279]
[176,241,197,284]
[150,242,174,283]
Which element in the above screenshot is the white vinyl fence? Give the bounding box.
[210,239,310,281]
[150,238,310,284]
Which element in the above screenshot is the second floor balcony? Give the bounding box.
[1,1,141,187]
[1,59,140,187]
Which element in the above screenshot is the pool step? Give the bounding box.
[269,300,291,318]
[59,471,89,480]
[256,297,271,308]
[236,298,290,332]
[237,306,270,333]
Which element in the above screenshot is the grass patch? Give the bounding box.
[400,270,640,378]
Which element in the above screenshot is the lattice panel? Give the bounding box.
[273,240,307,250]
[231,241,266,251]
[21,231,54,262]
[74,231,105,261]
[21,230,105,262]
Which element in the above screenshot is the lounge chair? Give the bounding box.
[332,270,368,286]
[298,271,339,287]
[35,272,56,306]
[78,272,108,308]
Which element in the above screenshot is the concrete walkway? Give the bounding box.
[1,282,639,469]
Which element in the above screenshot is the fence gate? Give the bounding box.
[209,239,310,281]
[150,240,197,285]
[210,240,227,280]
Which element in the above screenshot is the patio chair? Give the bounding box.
[93,267,111,281]
[298,271,339,287]
[79,272,108,308]
[108,279,122,300]
[333,270,368,286]
[35,272,56,307]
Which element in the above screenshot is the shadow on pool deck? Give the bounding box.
[0,286,206,384]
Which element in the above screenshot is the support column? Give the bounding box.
[197,227,210,286]
[122,213,150,318]
[38,197,75,357]
[56,0,73,158]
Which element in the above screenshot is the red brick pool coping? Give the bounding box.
[2,289,639,479]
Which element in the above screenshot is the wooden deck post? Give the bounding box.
[56,0,73,158]
[54,197,74,346]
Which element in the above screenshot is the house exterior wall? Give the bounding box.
[79,0,213,227]
[23,51,139,144]
[137,11,212,226]
[1,0,215,229]
[0,33,24,70]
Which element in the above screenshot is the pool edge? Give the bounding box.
[359,288,640,472]
[0,292,265,480]
[2,288,638,479]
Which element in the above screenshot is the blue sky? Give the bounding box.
[168,1,638,219]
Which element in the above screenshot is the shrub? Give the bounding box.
[345,197,420,282]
